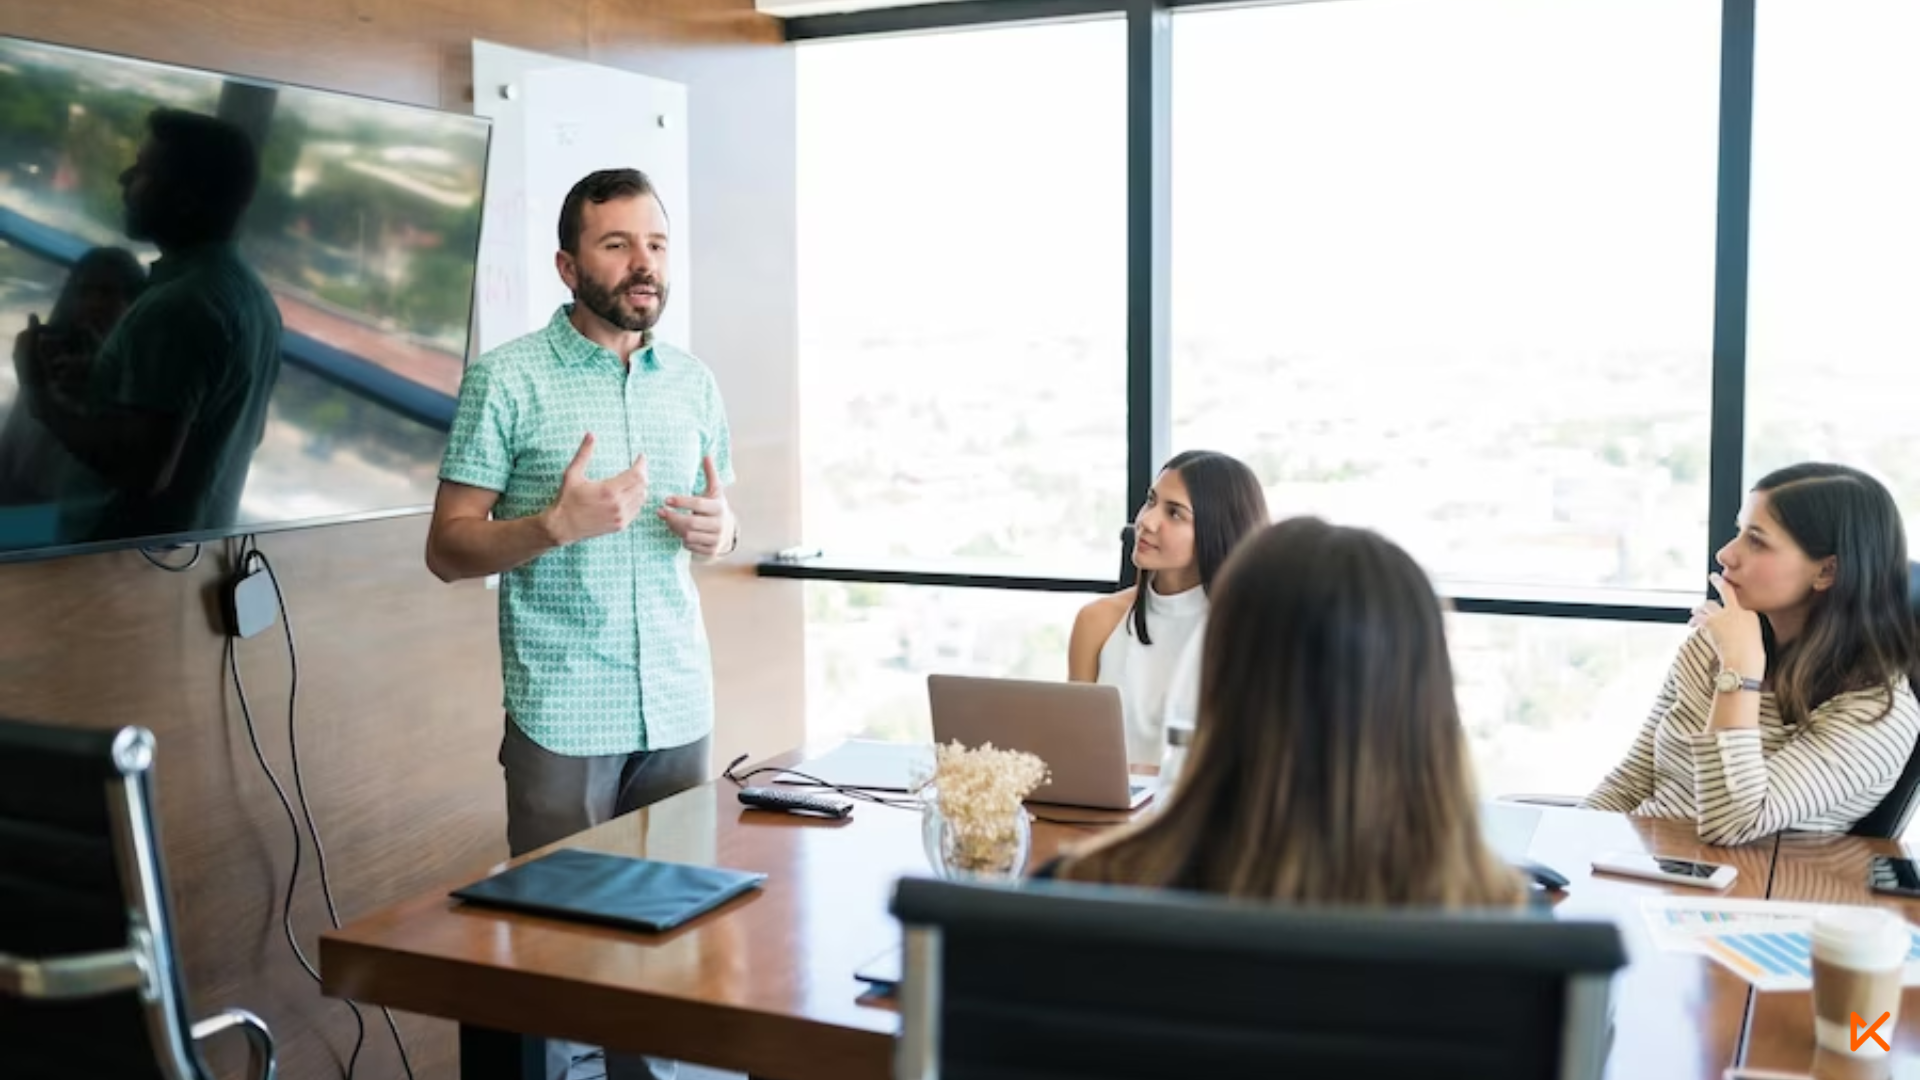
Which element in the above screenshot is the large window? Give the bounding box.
[1746,0,1920,515]
[796,21,1129,577]
[1172,0,1721,594]
[784,0,1916,800]
[1451,615,1688,799]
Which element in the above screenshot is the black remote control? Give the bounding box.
[737,787,853,819]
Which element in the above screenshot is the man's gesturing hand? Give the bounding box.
[659,455,735,557]
[541,433,648,547]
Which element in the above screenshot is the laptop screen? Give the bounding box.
[1480,801,1543,865]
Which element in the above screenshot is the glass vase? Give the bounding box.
[920,785,1032,881]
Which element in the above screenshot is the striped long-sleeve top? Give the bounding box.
[1581,629,1920,846]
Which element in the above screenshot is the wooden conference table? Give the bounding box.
[319,749,1913,1080]
[1740,831,1920,1078]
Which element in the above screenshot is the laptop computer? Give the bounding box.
[780,676,1155,811]
[927,675,1154,811]
[1480,800,1542,865]
[1479,801,1569,889]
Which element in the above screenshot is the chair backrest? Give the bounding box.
[891,876,1626,1080]
[0,717,210,1080]
[1848,561,1920,838]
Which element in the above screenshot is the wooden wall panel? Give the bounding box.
[0,518,508,1080]
[0,0,801,1076]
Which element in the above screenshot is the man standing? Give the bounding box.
[426,169,736,1080]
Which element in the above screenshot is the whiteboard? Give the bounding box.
[471,41,692,356]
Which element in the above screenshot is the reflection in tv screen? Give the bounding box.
[0,35,489,560]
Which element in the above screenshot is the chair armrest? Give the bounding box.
[0,946,149,1000]
[1496,793,1583,808]
[192,1008,276,1080]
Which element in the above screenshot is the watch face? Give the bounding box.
[1715,670,1739,692]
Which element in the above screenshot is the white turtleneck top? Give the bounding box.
[1096,583,1208,765]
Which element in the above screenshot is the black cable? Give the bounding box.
[232,537,369,1080]
[249,542,416,1080]
[722,753,920,810]
[228,596,369,1079]
[139,542,201,572]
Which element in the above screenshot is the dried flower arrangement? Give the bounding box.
[921,740,1050,877]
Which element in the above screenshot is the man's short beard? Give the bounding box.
[576,273,666,333]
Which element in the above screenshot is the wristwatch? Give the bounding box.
[1714,668,1762,694]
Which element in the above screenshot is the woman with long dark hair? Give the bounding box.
[1068,450,1268,765]
[1584,463,1920,845]
[1054,518,1526,907]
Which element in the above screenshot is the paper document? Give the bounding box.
[1640,896,1920,992]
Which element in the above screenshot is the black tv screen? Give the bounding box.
[0,35,489,561]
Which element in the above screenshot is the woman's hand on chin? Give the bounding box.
[1697,572,1766,677]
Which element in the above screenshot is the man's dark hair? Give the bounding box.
[557,169,662,254]
[145,108,260,241]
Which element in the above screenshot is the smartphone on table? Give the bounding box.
[1869,856,1920,899]
[1591,851,1738,890]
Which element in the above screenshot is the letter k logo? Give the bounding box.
[1851,1010,1893,1052]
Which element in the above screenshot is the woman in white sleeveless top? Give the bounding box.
[1068,451,1268,765]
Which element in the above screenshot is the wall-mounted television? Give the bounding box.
[0,35,490,562]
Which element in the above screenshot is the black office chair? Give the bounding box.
[0,717,275,1080]
[891,876,1625,1080]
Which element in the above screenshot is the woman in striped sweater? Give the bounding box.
[1583,463,1920,845]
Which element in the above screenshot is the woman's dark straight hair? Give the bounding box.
[1130,450,1269,646]
[1750,463,1920,727]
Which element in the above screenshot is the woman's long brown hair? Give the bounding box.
[1751,464,1920,727]
[1060,518,1525,909]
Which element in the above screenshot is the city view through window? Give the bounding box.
[795,1,1920,800]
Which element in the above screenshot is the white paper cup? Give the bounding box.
[1812,907,1910,1059]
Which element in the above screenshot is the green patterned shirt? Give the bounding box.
[440,305,735,756]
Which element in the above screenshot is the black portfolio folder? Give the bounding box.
[450,848,768,933]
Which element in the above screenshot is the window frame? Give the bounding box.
[765,0,1758,631]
